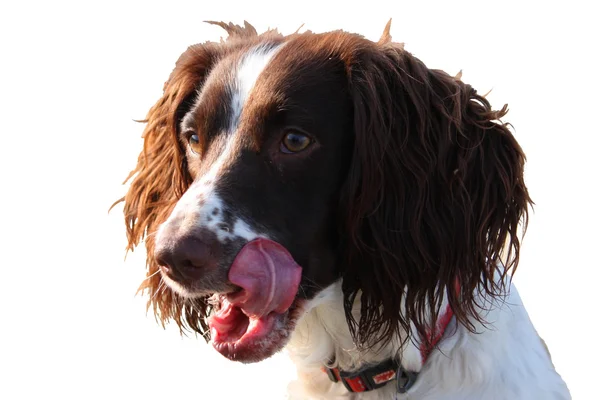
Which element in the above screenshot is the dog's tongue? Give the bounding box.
[209,239,302,345]
[227,238,302,316]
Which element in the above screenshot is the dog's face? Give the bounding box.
[120,22,530,364]
[154,39,353,361]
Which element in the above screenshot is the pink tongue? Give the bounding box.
[227,238,302,317]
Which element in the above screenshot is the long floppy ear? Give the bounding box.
[115,43,217,335]
[340,40,532,348]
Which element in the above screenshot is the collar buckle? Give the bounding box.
[396,367,418,393]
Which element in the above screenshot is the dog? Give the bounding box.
[116,21,570,399]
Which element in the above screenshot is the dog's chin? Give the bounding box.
[208,295,306,363]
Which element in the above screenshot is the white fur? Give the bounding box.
[285,281,570,399]
[230,44,282,130]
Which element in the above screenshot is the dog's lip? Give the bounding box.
[159,264,238,297]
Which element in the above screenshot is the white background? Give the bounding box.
[1,1,597,398]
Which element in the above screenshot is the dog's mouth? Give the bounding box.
[208,238,303,363]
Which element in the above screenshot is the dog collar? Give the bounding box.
[323,302,454,393]
[323,358,417,393]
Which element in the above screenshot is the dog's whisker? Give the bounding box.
[150,280,166,302]
[141,268,161,282]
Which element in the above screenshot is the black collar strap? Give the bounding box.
[323,359,418,393]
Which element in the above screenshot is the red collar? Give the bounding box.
[323,302,454,393]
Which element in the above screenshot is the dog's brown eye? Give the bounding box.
[281,132,311,153]
[188,134,201,154]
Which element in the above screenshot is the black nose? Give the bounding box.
[154,230,221,281]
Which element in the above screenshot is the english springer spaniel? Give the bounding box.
[116,21,570,399]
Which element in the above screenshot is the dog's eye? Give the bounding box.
[281,132,311,154]
[188,133,201,154]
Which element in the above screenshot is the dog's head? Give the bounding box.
[118,21,531,363]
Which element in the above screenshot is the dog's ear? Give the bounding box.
[114,43,217,335]
[340,41,532,348]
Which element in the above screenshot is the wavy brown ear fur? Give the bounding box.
[340,40,532,348]
[115,43,219,335]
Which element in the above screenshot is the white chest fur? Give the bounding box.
[285,282,570,400]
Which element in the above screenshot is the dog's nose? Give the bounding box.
[154,230,220,280]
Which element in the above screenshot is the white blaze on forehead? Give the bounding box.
[229,43,282,131]
[161,44,283,244]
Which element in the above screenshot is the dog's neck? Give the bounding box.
[285,281,569,399]
[286,282,428,398]
[288,282,424,373]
